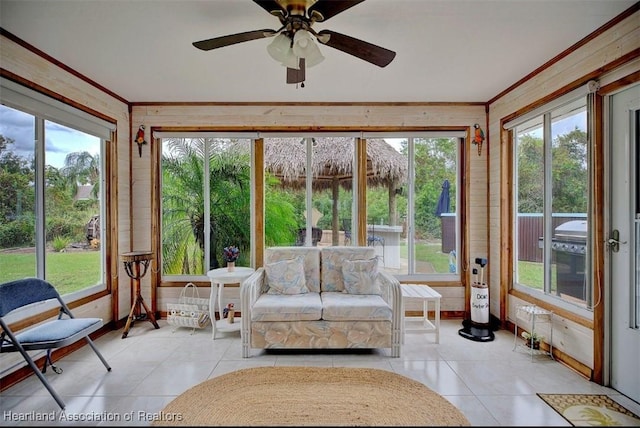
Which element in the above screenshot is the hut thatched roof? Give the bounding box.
[263,137,407,190]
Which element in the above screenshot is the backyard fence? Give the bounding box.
[441,213,587,262]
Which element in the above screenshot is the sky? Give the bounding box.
[519,110,586,139]
[0,104,100,169]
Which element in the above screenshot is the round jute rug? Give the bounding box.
[152,366,470,426]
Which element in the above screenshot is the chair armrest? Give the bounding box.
[377,271,400,306]
[240,267,266,316]
[240,268,266,358]
[377,271,402,319]
[377,271,403,357]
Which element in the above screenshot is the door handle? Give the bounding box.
[607,229,627,252]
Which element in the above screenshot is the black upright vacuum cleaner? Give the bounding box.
[458,258,495,342]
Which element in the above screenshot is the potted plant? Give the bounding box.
[223,246,240,271]
[521,331,543,349]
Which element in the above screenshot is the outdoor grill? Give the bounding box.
[552,220,587,302]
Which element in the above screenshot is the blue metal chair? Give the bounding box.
[367,234,385,247]
[0,278,111,409]
[343,219,385,250]
[367,224,385,263]
[342,218,352,245]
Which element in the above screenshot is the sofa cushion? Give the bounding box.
[342,257,381,295]
[265,256,308,295]
[321,246,376,292]
[251,292,322,322]
[265,247,321,292]
[251,320,392,349]
[321,292,392,321]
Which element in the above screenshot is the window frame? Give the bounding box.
[156,130,466,285]
[158,135,254,280]
[506,91,594,319]
[0,78,113,305]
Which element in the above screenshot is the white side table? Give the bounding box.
[400,284,441,344]
[207,267,255,340]
[513,305,554,360]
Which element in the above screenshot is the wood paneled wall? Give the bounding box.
[488,9,640,371]
[131,103,487,314]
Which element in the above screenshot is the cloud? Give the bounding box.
[0,105,35,155]
[0,105,100,168]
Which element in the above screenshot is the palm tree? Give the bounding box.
[60,151,100,199]
[162,138,251,274]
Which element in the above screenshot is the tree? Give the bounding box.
[517,128,587,214]
[413,138,457,239]
[161,138,298,274]
[0,134,34,223]
[0,135,35,246]
[60,151,101,199]
[162,138,249,273]
[517,134,544,213]
[552,128,587,213]
[0,136,102,247]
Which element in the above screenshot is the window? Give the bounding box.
[365,135,461,278]
[264,134,461,280]
[161,137,252,276]
[510,96,591,311]
[264,136,355,249]
[0,97,108,298]
[160,132,462,282]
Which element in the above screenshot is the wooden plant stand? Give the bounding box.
[120,251,159,338]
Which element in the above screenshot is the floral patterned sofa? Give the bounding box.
[240,246,402,358]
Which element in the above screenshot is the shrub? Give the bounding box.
[52,235,71,252]
[46,218,75,242]
[0,218,34,248]
[46,214,92,243]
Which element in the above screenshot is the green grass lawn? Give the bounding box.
[516,260,557,291]
[399,242,452,273]
[1,245,548,295]
[416,243,451,273]
[400,242,546,285]
[0,251,101,296]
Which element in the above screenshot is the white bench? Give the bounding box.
[401,284,441,344]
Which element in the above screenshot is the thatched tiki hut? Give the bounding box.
[263,137,408,245]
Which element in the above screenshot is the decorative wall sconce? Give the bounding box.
[135,125,147,157]
[472,123,485,156]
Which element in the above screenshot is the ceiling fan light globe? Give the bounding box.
[267,33,293,63]
[302,46,324,67]
[292,29,312,51]
[281,53,300,69]
[294,43,324,67]
[292,30,324,68]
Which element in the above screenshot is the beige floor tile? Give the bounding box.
[1,319,630,426]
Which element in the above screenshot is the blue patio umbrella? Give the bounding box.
[435,179,450,217]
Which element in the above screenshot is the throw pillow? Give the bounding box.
[265,256,309,295]
[342,257,381,295]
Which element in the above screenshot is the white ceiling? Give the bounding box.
[1,0,635,103]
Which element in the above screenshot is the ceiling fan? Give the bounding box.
[192,0,396,85]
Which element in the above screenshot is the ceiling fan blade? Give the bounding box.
[308,0,366,22]
[253,0,286,16]
[193,29,277,51]
[316,30,396,67]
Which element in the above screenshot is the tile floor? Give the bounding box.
[2,319,638,426]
